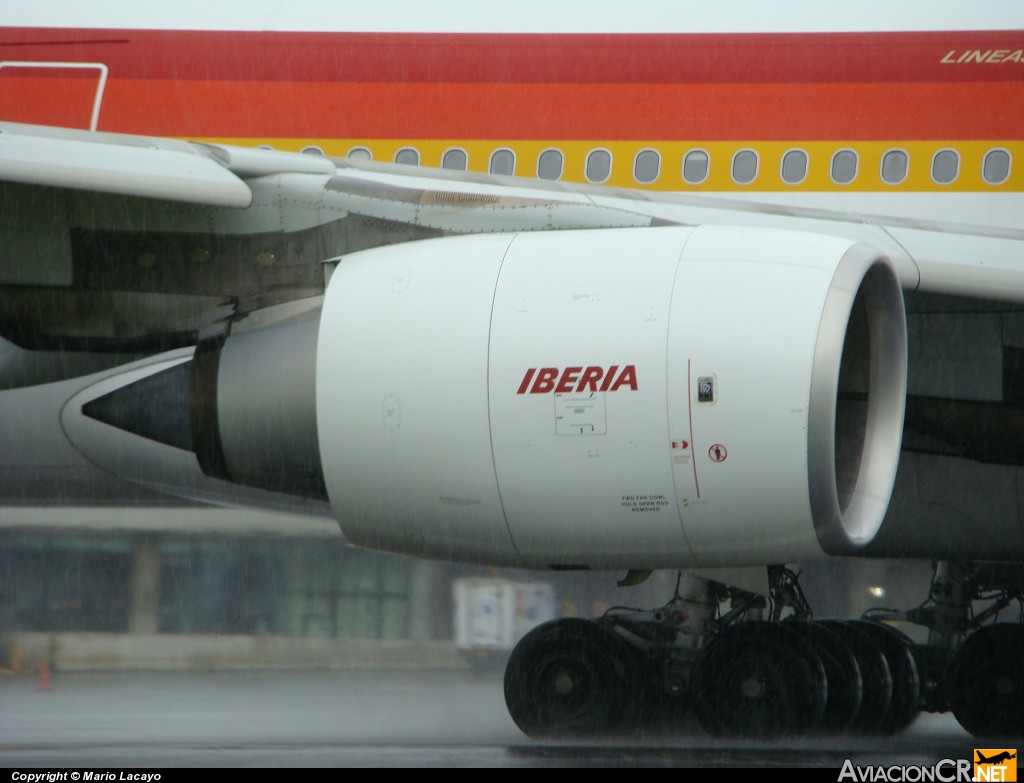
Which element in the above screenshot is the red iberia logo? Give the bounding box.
[975,750,1017,782]
[516,365,638,395]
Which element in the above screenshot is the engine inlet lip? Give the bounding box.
[807,245,907,554]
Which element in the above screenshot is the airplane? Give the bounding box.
[2,0,1024,740]
[977,752,1017,765]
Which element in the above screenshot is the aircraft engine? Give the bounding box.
[69,226,906,569]
[316,226,906,568]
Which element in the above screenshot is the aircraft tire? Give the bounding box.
[819,620,893,735]
[848,620,921,734]
[786,620,864,733]
[948,623,1024,737]
[692,621,826,738]
[503,618,637,738]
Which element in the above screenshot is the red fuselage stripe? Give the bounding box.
[3,29,1024,84]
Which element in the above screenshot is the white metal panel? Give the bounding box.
[887,226,1024,303]
[666,227,854,565]
[0,125,252,207]
[317,233,522,565]
[194,143,338,178]
[488,227,693,568]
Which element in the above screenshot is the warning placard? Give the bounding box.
[555,392,607,436]
[621,494,670,513]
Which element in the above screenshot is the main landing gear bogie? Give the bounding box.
[504,613,922,739]
[691,618,921,738]
[502,563,1024,739]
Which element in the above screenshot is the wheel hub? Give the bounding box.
[995,676,1014,696]
[554,672,576,695]
[740,675,767,700]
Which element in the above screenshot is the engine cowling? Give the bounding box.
[316,226,907,568]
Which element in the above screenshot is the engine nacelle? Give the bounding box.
[317,226,907,568]
[66,226,905,568]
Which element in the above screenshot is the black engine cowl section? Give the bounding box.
[188,308,326,499]
[74,302,329,506]
[68,226,907,568]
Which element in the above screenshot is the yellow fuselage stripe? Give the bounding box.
[198,138,1023,192]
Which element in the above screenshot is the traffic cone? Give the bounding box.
[37,661,52,691]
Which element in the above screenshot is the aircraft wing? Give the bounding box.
[3,121,1023,306]
[0,122,254,207]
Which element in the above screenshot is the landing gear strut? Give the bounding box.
[896,562,1024,737]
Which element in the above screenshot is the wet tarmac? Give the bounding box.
[0,669,983,767]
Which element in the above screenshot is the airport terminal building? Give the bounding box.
[0,504,922,671]
[1,509,460,648]
[0,506,651,670]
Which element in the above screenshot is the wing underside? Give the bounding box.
[2,121,1023,346]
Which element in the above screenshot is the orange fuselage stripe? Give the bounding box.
[2,77,1021,140]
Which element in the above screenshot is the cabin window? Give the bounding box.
[489,149,516,176]
[881,150,909,185]
[781,150,808,185]
[394,148,420,166]
[983,149,1011,185]
[633,149,660,184]
[346,147,371,161]
[442,148,468,170]
[537,149,563,180]
[931,149,959,184]
[682,150,709,184]
[731,149,758,184]
[831,150,858,185]
[585,149,612,183]
[302,145,326,156]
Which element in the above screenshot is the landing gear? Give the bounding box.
[848,620,920,734]
[880,561,1024,737]
[786,621,863,733]
[947,623,1024,737]
[501,561,1024,739]
[817,620,893,734]
[505,573,713,737]
[504,618,642,737]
